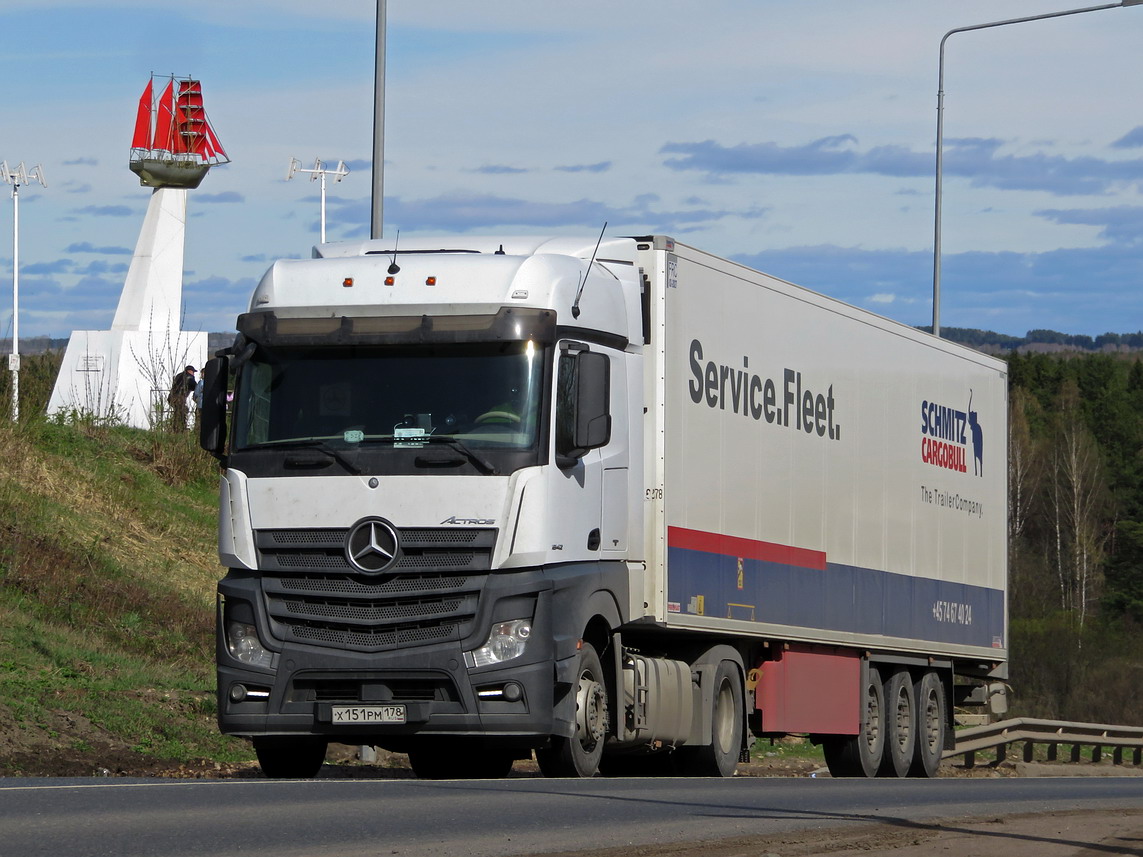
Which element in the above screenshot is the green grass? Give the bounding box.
[0,372,256,770]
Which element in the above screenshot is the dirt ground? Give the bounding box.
[531,809,1143,857]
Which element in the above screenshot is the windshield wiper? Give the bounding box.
[256,438,363,474]
[423,435,499,475]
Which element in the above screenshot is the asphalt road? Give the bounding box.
[0,775,1139,857]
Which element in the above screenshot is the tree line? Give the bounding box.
[1006,350,1143,724]
[920,327,1143,351]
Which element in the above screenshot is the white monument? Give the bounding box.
[48,75,228,428]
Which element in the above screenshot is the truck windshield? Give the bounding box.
[231,339,547,472]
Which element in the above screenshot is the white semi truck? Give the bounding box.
[199,235,1008,779]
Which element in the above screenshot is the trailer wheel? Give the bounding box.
[822,665,884,777]
[408,745,515,780]
[536,643,608,778]
[878,669,915,778]
[909,670,947,778]
[253,737,327,779]
[675,660,743,777]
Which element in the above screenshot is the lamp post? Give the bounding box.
[372,0,387,240]
[286,158,350,244]
[1,161,47,422]
[931,1,1143,338]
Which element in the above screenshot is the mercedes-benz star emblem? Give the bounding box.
[345,518,400,574]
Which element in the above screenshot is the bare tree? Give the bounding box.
[1047,380,1111,626]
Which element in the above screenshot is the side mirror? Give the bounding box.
[555,349,611,468]
[199,356,229,459]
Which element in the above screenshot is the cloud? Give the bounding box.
[661,132,1143,196]
[76,259,130,276]
[731,242,1143,336]
[65,242,133,255]
[62,157,98,166]
[197,191,245,203]
[73,205,135,217]
[184,274,258,332]
[1112,127,1143,149]
[364,191,768,235]
[1036,206,1143,247]
[21,258,74,275]
[555,161,611,173]
[474,165,528,175]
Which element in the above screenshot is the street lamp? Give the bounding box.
[931,1,1143,338]
[372,0,387,240]
[286,158,350,244]
[1,161,47,422]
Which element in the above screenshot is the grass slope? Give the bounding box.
[0,417,255,775]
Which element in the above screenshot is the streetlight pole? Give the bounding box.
[286,158,350,244]
[931,1,1143,338]
[1,161,46,422]
[372,0,387,240]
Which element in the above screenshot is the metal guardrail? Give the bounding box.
[945,717,1143,768]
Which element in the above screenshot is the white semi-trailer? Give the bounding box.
[200,235,1007,779]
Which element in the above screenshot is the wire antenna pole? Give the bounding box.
[1,161,46,422]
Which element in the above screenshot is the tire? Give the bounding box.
[879,669,915,778]
[408,744,515,780]
[822,665,884,778]
[675,660,743,777]
[253,737,327,779]
[909,670,947,778]
[536,643,608,778]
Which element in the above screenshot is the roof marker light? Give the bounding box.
[385,276,395,286]
[343,277,354,288]
[425,276,437,286]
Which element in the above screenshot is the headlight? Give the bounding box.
[226,621,274,668]
[466,619,532,668]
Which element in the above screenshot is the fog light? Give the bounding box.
[229,684,248,703]
[503,682,523,702]
[466,619,532,668]
[226,621,274,668]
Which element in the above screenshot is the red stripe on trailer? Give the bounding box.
[755,644,860,735]
[667,526,826,571]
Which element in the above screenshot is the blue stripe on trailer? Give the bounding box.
[666,541,1004,651]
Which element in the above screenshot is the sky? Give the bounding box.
[1,0,1141,340]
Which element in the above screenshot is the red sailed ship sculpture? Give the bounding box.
[129,75,228,189]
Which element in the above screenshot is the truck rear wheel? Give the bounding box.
[674,660,743,777]
[536,643,608,778]
[878,669,915,778]
[822,665,884,778]
[253,737,327,779]
[909,670,947,777]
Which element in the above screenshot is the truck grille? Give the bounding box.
[255,527,495,653]
[255,527,494,574]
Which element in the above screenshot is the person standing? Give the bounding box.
[167,365,197,432]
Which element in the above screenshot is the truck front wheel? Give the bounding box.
[253,737,327,779]
[675,660,743,777]
[536,643,608,778]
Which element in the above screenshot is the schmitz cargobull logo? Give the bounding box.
[920,390,984,477]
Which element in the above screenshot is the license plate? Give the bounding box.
[331,704,406,725]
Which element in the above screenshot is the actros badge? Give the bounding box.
[345,517,400,574]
